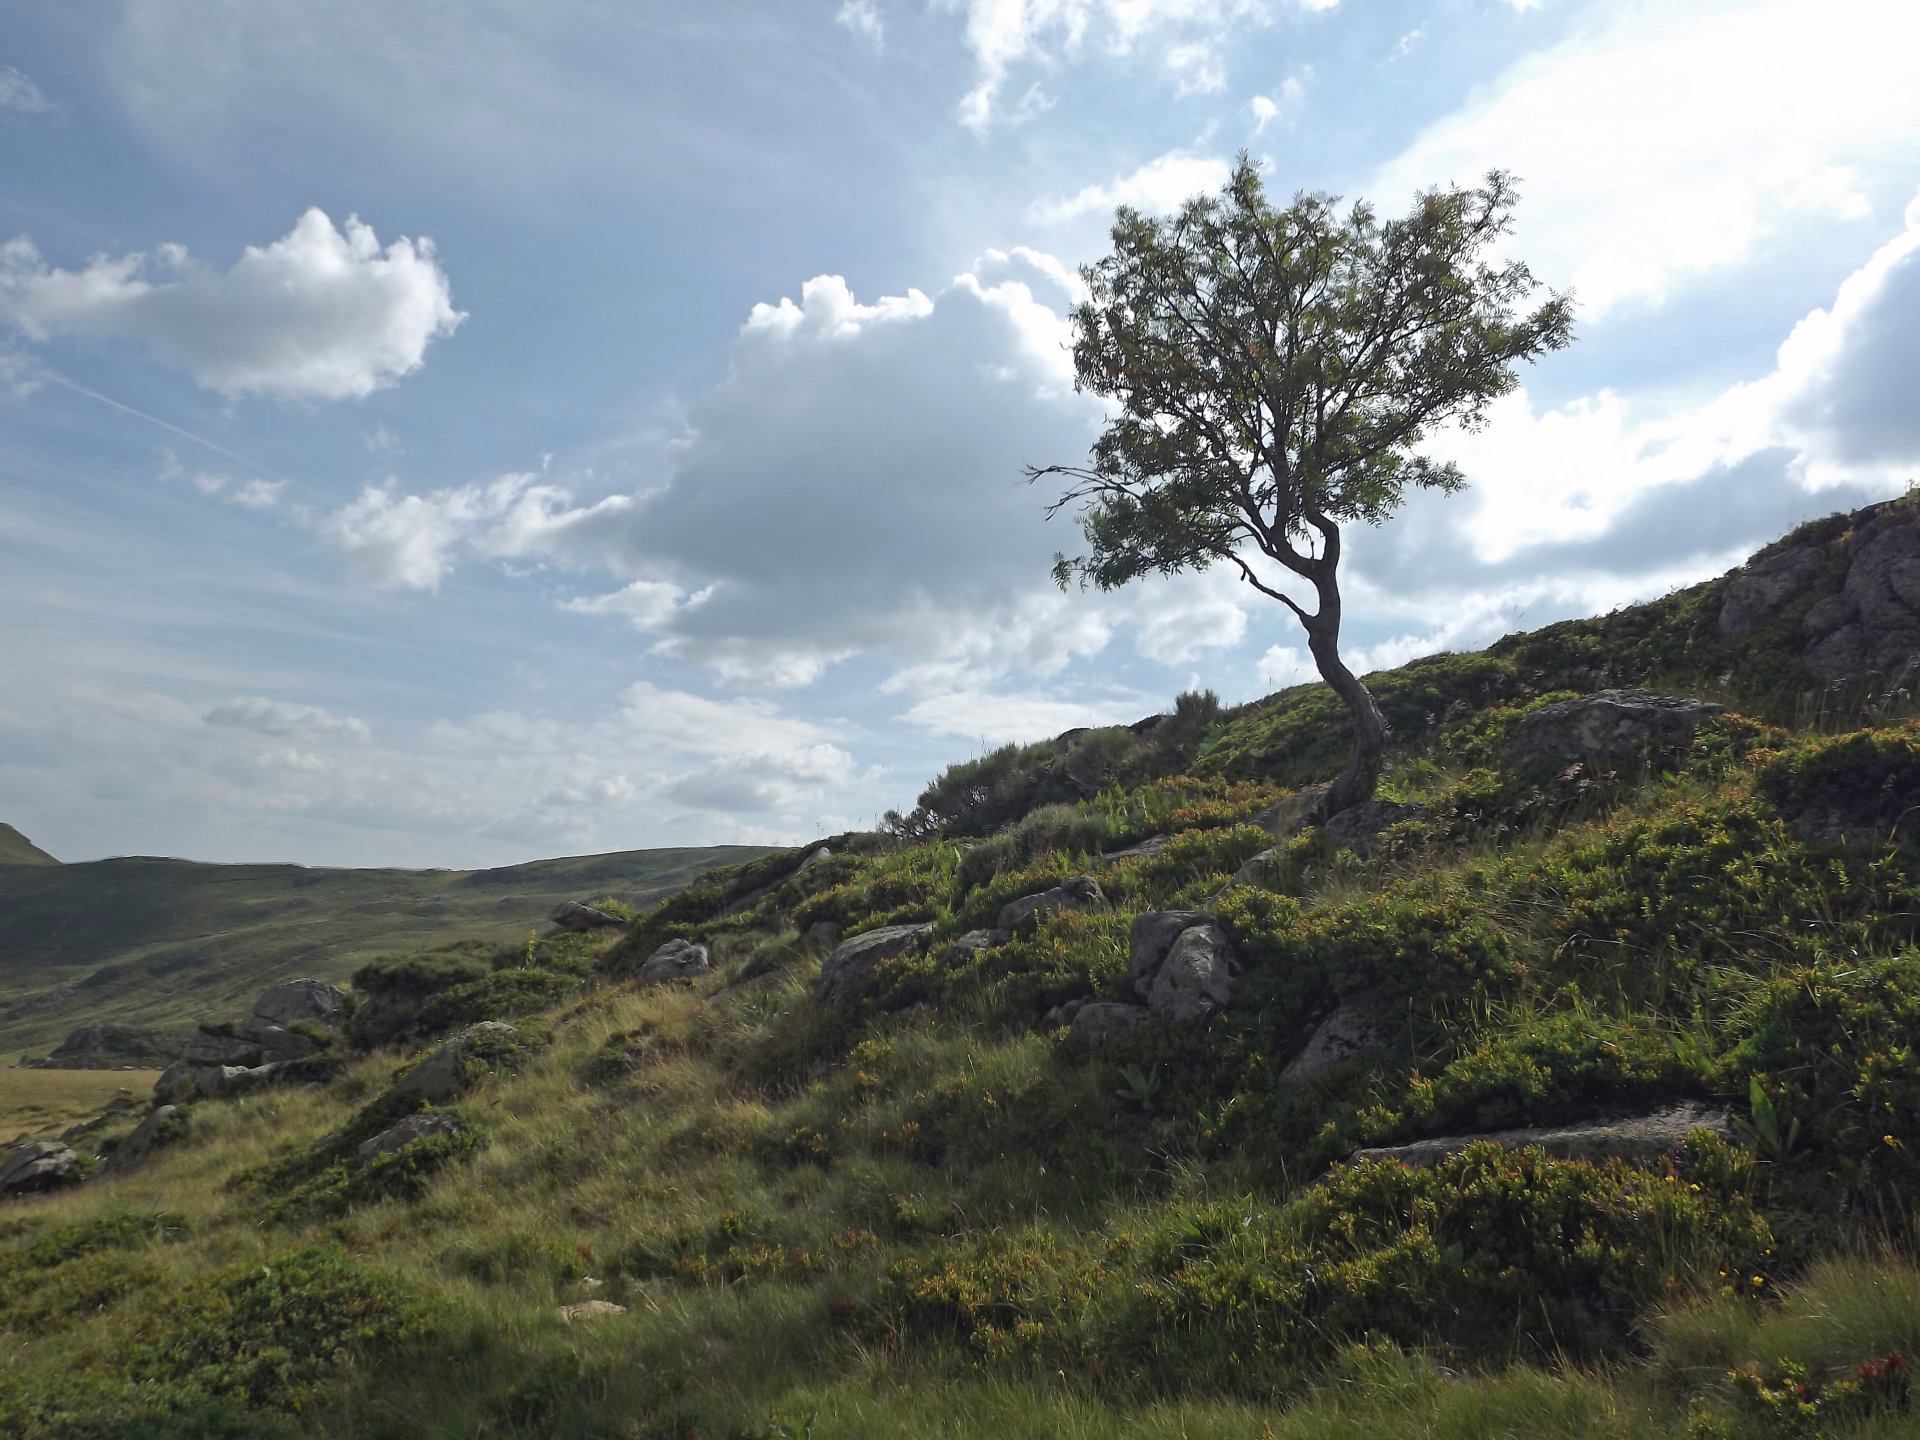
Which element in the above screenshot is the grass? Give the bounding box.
[0,842,773,1063]
[0,1067,157,1139]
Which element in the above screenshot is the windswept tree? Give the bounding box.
[1032,157,1573,817]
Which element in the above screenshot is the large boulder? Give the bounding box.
[357,1112,465,1164]
[551,901,629,933]
[1278,1007,1392,1092]
[184,1028,265,1067]
[1345,1102,1732,1170]
[391,1022,521,1105]
[1069,1001,1150,1048]
[1128,910,1208,995]
[249,979,348,1033]
[0,1140,79,1196]
[1503,690,1724,776]
[24,1022,191,1070]
[1800,506,1920,683]
[97,1105,188,1178]
[1324,800,1428,858]
[1144,924,1237,1022]
[1719,544,1824,637]
[153,1057,340,1106]
[996,876,1112,936]
[639,938,711,985]
[815,923,935,1005]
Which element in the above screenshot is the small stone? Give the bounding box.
[559,1300,627,1322]
[639,938,711,985]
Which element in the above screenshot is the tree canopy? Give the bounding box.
[1033,156,1573,815]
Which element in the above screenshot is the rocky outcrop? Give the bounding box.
[1278,1008,1392,1091]
[1069,1001,1150,1047]
[937,929,1002,965]
[1128,911,1208,995]
[0,1139,80,1196]
[1325,800,1428,857]
[1345,1102,1731,1170]
[1503,691,1724,776]
[995,876,1112,936]
[23,1022,191,1070]
[1799,506,1920,683]
[357,1112,465,1163]
[1719,545,1825,637]
[551,901,629,933]
[153,1057,342,1106]
[391,1022,520,1105]
[815,923,935,1004]
[1097,835,1171,865]
[639,938,711,985]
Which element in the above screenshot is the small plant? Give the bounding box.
[1114,1064,1161,1108]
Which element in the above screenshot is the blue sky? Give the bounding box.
[2,0,1917,867]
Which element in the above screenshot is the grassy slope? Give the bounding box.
[4,500,1920,1438]
[0,845,771,1063]
[0,824,57,867]
[0,1069,158,1140]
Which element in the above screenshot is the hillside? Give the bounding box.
[0,823,58,868]
[0,844,772,1063]
[2,494,1918,1438]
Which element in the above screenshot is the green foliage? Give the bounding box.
[125,1245,435,1410]
[1752,724,1920,843]
[871,909,1132,1025]
[0,1213,191,1337]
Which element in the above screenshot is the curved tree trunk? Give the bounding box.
[1300,532,1391,818]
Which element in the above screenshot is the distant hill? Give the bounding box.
[0,843,771,1062]
[0,824,58,867]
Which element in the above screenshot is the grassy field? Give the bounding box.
[0,823,58,867]
[0,1067,157,1140]
[0,844,773,1063]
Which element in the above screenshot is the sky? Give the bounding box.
[2,0,1917,869]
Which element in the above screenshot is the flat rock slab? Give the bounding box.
[560,1300,627,1322]
[1345,1102,1732,1170]
[1503,691,1724,775]
[0,1140,79,1196]
[552,901,629,932]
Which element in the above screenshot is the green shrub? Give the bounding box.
[126,1244,435,1411]
[1753,724,1920,844]
[410,966,580,1036]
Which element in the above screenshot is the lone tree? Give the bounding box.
[1032,157,1572,817]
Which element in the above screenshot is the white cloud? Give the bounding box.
[1032,147,1232,223]
[897,686,1147,744]
[1249,72,1303,132]
[1372,0,1920,315]
[837,0,884,46]
[0,209,462,399]
[190,472,286,510]
[0,65,50,114]
[953,0,1330,133]
[204,696,371,743]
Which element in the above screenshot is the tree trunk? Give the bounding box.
[1302,550,1390,819]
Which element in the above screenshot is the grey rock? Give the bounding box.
[995,876,1112,936]
[1228,847,1283,890]
[1255,784,1331,840]
[1503,690,1724,776]
[23,1023,191,1070]
[1278,1008,1392,1091]
[1070,1002,1151,1047]
[247,1024,321,1064]
[0,1140,80,1196]
[1345,1102,1732,1170]
[937,929,1002,966]
[1796,506,1920,682]
[1128,910,1208,997]
[815,923,935,1004]
[1145,924,1236,1022]
[248,979,348,1033]
[1324,800,1428,858]
[392,1022,520,1104]
[639,938,711,985]
[155,1057,338,1105]
[1718,545,1822,637]
[802,919,841,947]
[185,1028,265,1067]
[551,901,629,933]
[1097,835,1171,865]
[98,1105,187,1178]
[357,1112,464,1163]
[559,1300,628,1322]
[796,845,833,870]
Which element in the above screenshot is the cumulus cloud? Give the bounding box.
[0,209,462,399]
[1371,0,1920,314]
[952,0,1328,133]
[0,65,50,114]
[191,472,286,510]
[1032,148,1232,223]
[1249,73,1303,132]
[204,696,371,743]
